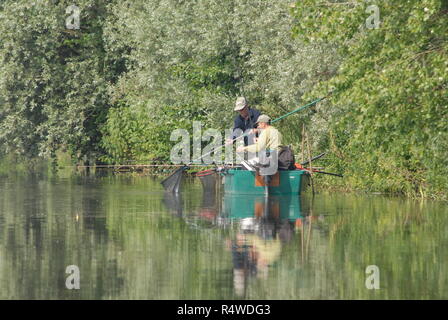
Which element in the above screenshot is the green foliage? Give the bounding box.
[100,102,205,163]
[0,0,117,163]
[102,0,339,160]
[292,0,448,199]
[0,0,446,198]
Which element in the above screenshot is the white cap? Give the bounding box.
[234,97,247,111]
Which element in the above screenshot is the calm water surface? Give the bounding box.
[0,174,447,299]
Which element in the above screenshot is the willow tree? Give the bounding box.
[292,0,448,198]
[101,0,340,162]
[0,0,118,165]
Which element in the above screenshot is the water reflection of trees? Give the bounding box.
[2,176,446,299]
[0,176,123,299]
[165,187,448,299]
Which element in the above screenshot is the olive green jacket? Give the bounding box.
[242,126,282,153]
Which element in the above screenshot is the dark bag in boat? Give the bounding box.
[278,145,296,170]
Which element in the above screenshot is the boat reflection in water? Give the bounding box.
[162,187,324,298]
[223,195,305,297]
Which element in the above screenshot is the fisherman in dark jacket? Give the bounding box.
[226,97,261,146]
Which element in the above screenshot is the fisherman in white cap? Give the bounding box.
[226,97,261,146]
[236,114,282,155]
[237,114,282,183]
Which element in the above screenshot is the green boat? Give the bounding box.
[221,168,310,195]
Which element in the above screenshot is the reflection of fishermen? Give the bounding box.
[230,232,257,297]
[228,217,282,297]
[227,97,261,146]
[246,233,281,279]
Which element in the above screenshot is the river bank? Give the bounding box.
[1,155,446,202]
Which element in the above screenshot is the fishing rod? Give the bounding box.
[183,96,327,166]
[271,96,327,123]
[297,152,343,177]
[161,95,329,193]
[300,152,326,166]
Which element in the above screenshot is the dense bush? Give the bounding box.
[99,0,339,161]
[0,0,446,198]
[0,0,117,164]
[291,0,448,198]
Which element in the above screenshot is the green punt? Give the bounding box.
[221,168,310,195]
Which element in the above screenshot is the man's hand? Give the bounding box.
[225,138,234,146]
[236,146,245,153]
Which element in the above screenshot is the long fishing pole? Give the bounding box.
[271,96,327,124]
[162,95,329,192]
[191,96,328,165]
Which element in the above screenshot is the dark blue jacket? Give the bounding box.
[232,108,261,145]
